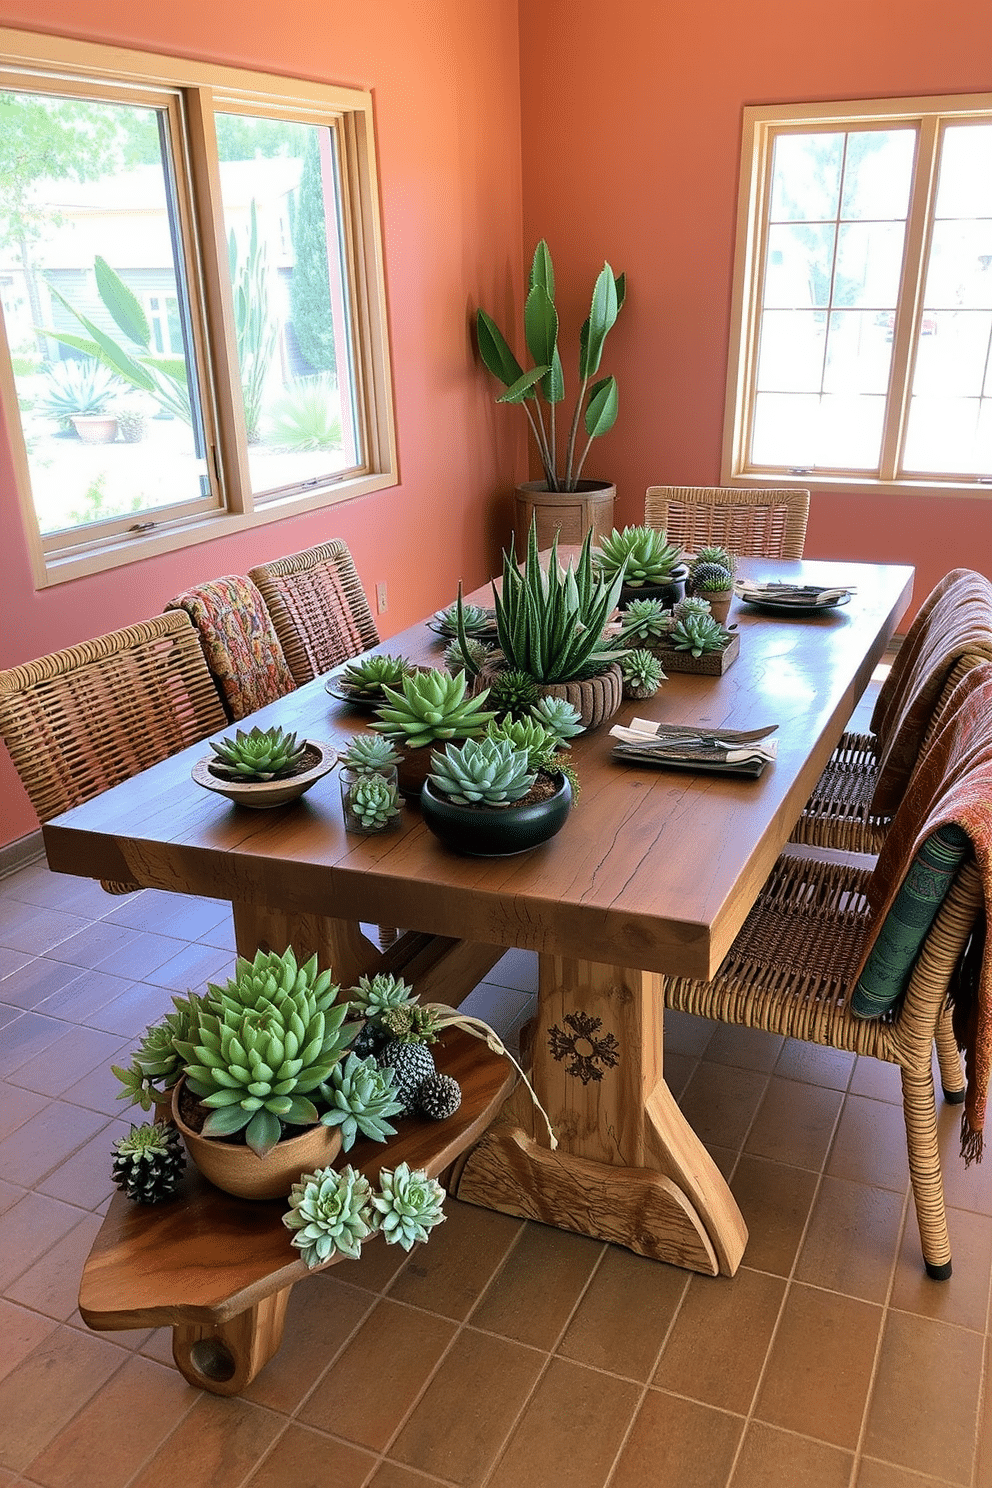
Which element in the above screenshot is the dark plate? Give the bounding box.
[324,682,384,709]
[736,592,851,618]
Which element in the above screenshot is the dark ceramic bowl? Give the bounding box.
[420,776,572,856]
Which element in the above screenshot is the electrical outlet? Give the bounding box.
[376,581,388,614]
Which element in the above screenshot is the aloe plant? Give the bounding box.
[476,240,625,491]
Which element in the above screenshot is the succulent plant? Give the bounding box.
[338,733,401,774]
[668,613,729,657]
[373,668,497,750]
[528,695,584,745]
[416,1073,462,1121]
[377,1002,442,1045]
[620,648,667,699]
[370,1162,447,1251]
[486,716,559,769]
[319,1052,405,1151]
[593,525,684,587]
[693,544,734,572]
[337,653,412,698]
[344,773,400,830]
[687,560,734,596]
[174,947,355,1157]
[283,1163,375,1265]
[35,356,124,425]
[485,667,542,718]
[671,595,713,623]
[209,725,309,781]
[111,1121,186,1203]
[429,736,536,807]
[443,635,491,675]
[111,989,204,1110]
[491,519,626,683]
[618,596,673,644]
[348,972,417,1019]
[378,1039,437,1115]
[437,600,493,635]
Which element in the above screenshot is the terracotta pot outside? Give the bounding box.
[514,479,616,552]
[538,662,623,730]
[70,414,119,445]
[172,1078,342,1200]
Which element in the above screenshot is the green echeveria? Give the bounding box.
[347,973,417,1018]
[428,736,535,807]
[439,600,492,635]
[174,948,354,1158]
[671,595,712,622]
[371,1162,447,1250]
[373,668,497,750]
[669,613,729,657]
[486,716,560,773]
[346,774,400,828]
[528,695,584,744]
[594,525,683,586]
[339,733,401,774]
[112,989,204,1110]
[209,725,308,782]
[621,648,666,690]
[337,653,412,698]
[619,596,672,643]
[283,1164,374,1266]
[320,1052,405,1151]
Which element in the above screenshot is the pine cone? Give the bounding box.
[416,1073,462,1121]
[378,1040,436,1115]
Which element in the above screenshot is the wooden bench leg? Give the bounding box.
[171,1286,292,1395]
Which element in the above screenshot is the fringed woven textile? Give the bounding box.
[166,574,296,721]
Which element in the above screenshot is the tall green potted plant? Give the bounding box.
[476,240,625,549]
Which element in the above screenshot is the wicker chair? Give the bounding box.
[0,612,227,893]
[165,574,297,721]
[644,484,810,558]
[791,569,992,853]
[249,539,380,686]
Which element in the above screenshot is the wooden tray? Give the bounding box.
[650,629,739,676]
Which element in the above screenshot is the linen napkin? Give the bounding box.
[609,718,778,777]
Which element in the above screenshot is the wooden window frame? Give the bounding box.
[722,92,992,503]
[0,27,397,587]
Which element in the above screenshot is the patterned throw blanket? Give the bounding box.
[870,568,992,816]
[858,663,992,1162]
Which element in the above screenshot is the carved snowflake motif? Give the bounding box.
[547,1011,620,1084]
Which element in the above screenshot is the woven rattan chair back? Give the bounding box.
[165,574,297,721]
[249,540,380,686]
[644,485,810,558]
[0,612,227,892]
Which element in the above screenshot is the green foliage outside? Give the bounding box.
[289,130,337,374]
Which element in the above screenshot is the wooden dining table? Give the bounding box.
[45,554,912,1370]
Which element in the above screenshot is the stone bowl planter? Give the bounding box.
[191,741,335,808]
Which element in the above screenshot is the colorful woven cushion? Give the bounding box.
[166,575,296,720]
[852,823,971,1018]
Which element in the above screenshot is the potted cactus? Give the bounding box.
[191,725,335,808]
[593,526,688,609]
[420,733,573,856]
[372,667,499,796]
[686,545,736,626]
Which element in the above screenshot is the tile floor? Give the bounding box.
[1,668,990,1488]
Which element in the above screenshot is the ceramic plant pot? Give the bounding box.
[171,1078,342,1200]
[191,741,335,809]
[513,479,616,552]
[70,414,119,444]
[537,662,623,731]
[420,774,572,857]
[618,563,689,612]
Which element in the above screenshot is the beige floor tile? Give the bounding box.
[729,1156,818,1277]
[468,1221,602,1349]
[848,1056,905,1104]
[25,1353,196,1488]
[386,1195,522,1320]
[242,1422,377,1488]
[609,1389,744,1488]
[729,1421,853,1487]
[827,1094,915,1193]
[0,1298,59,1384]
[653,1267,785,1413]
[557,1244,689,1380]
[774,1040,856,1091]
[862,1310,984,1483]
[795,1176,904,1302]
[486,1356,641,1488]
[299,1297,456,1451]
[387,1327,545,1484]
[935,1105,992,1217]
[754,1284,883,1449]
[889,1204,992,1328]
[745,1076,845,1170]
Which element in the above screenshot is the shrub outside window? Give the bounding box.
[723,94,992,498]
[0,28,396,586]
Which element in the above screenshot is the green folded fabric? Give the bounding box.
[852,823,971,1019]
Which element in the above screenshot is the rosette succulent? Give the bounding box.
[370,1162,447,1251]
[618,597,673,645]
[486,667,541,718]
[319,1052,405,1150]
[112,988,203,1110]
[486,716,560,771]
[620,648,666,699]
[528,695,584,745]
[337,653,412,699]
[373,668,497,750]
[669,613,729,657]
[428,736,536,806]
[671,595,713,623]
[174,947,355,1157]
[283,1163,374,1265]
[344,773,400,830]
[593,525,684,587]
[437,600,493,636]
[209,725,309,781]
[687,547,735,597]
[338,733,401,775]
[443,635,490,675]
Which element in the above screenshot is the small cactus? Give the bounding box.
[486,668,542,718]
[443,635,491,675]
[687,560,733,596]
[209,725,309,781]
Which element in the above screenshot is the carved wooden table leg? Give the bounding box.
[233,902,382,986]
[172,1286,292,1395]
[455,954,747,1276]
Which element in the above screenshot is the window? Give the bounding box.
[723,94,992,497]
[0,28,396,585]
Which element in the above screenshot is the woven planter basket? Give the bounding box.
[537,662,623,730]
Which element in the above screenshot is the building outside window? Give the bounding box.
[723,94,992,497]
[0,29,395,586]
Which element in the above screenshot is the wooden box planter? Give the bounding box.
[651,629,740,677]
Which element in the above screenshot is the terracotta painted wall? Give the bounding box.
[0,0,525,848]
[517,0,992,600]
